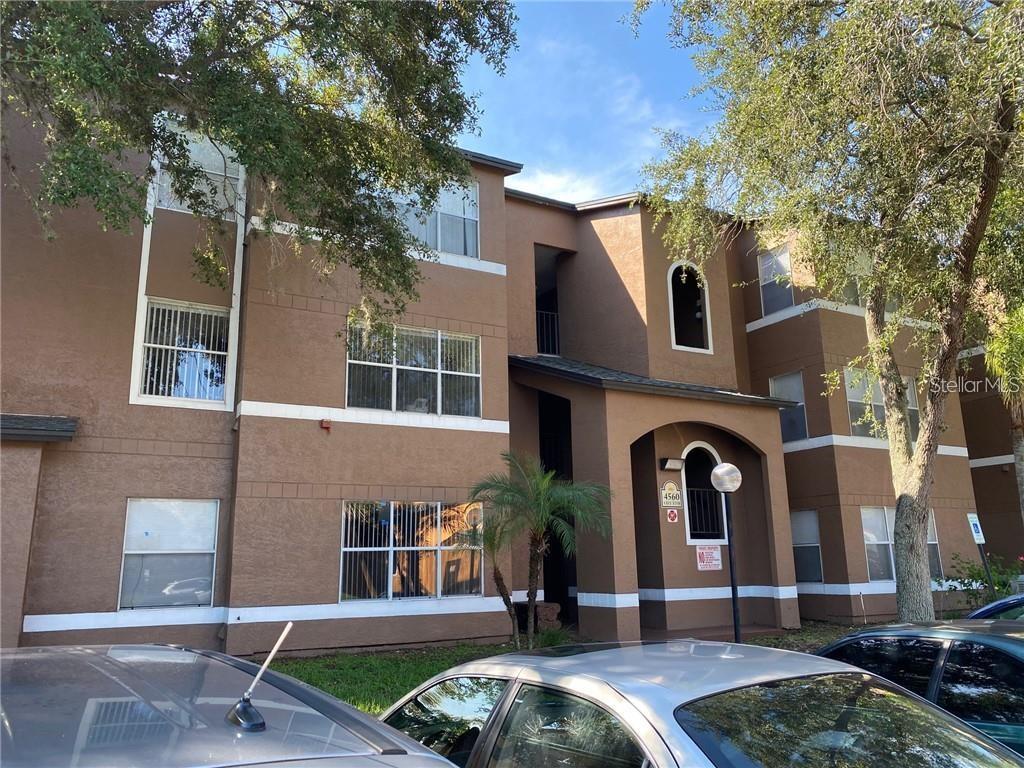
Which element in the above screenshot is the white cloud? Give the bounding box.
[505,168,606,204]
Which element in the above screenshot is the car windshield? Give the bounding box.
[675,672,1019,768]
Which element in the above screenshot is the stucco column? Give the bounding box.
[1,443,44,647]
[571,395,641,641]
[760,436,800,629]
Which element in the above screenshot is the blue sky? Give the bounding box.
[457,1,713,203]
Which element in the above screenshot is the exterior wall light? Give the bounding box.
[660,458,684,471]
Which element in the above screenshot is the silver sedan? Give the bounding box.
[381,640,1023,768]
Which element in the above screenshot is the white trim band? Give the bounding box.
[23,596,507,633]
[746,300,933,333]
[510,590,545,602]
[970,454,1014,469]
[576,592,640,609]
[795,580,955,596]
[238,400,510,434]
[782,434,968,457]
[247,216,506,276]
[638,586,798,602]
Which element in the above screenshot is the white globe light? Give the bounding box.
[711,462,742,493]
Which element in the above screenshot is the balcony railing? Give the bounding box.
[537,311,560,355]
[687,488,725,540]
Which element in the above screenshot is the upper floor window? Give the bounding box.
[668,262,711,351]
[155,130,240,220]
[841,279,899,313]
[770,371,808,442]
[120,499,218,609]
[844,368,920,443]
[758,246,794,316]
[402,184,479,259]
[140,300,229,402]
[347,325,481,417]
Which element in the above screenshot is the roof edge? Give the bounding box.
[503,187,576,211]
[460,149,523,175]
[1,413,79,442]
[508,357,793,409]
[503,188,642,214]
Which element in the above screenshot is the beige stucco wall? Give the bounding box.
[1,443,43,646]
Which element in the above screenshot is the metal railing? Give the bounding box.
[536,311,560,355]
[687,488,724,539]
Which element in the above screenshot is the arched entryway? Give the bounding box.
[630,422,778,638]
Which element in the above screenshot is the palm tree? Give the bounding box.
[986,306,1024,530]
[471,451,611,648]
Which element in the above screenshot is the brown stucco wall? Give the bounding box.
[1,443,43,646]
[503,198,578,358]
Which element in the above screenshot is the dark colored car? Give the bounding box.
[969,594,1024,621]
[819,620,1024,755]
[0,645,454,768]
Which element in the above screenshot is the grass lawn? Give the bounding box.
[273,621,869,715]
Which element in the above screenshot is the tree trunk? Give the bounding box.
[491,562,519,649]
[1013,426,1024,533]
[526,531,543,649]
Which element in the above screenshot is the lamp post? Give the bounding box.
[711,462,743,644]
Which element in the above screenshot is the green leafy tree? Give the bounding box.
[986,306,1024,528]
[471,452,611,648]
[477,505,521,649]
[637,0,1023,621]
[1,0,515,316]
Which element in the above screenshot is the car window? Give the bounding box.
[992,604,1024,621]
[485,683,645,768]
[384,676,507,767]
[676,672,1019,768]
[823,637,943,697]
[937,641,1024,726]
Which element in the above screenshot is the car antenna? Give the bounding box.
[225,621,293,732]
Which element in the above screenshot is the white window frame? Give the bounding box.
[770,370,809,443]
[118,498,219,611]
[133,298,232,409]
[346,325,482,418]
[667,260,714,355]
[860,506,942,583]
[790,509,823,583]
[844,368,920,443]
[339,500,484,602]
[152,129,242,222]
[128,152,245,413]
[757,245,795,317]
[404,182,481,261]
[681,441,729,546]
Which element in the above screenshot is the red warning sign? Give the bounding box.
[666,508,679,523]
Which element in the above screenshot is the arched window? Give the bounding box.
[668,263,711,352]
[681,442,727,544]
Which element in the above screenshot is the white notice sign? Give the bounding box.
[967,513,986,544]
[696,545,722,571]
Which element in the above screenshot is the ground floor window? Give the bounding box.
[790,509,822,583]
[120,499,218,609]
[860,506,942,582]
[340,501,483,601]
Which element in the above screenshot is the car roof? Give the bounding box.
[0,645,450,768]
[835,619,1024,642]
[442,640,857,709]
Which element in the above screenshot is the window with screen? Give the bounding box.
[790,510,822,583]
[861,507,942,582]
[844,368,920,443]
[758,246,794,315]
[154,130,241,220]
[401,184,479,259]
[347,325,481,417]
[120,499,217,609]
[340,501,483,601]
[140,300,229,402]
[770,371,808,442]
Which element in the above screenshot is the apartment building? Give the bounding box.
[2,121,1017,654]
